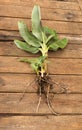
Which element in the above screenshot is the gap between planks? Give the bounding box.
[0,113,82,116]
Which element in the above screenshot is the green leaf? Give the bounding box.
[19,56,46,72]
[19,58,33,63]
[18,21,40,47]
[42,32,47,44]
[43,26,58,40]
[55,38,68,49]
[49,38,68,51]
[49,43,59,51]
[14,40,39,54]
[31,63,38,72]
[32,5,43,41]
[36,56,46,65]
[46,34,54,44]
[31,56,46,71]
[19,58,39,72]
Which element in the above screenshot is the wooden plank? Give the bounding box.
[0,0,80,10]
[0,18,82,34]
[0,30,82,43]
[0,74,82,93]
[0,115,82,130]
[0,30,19,41]
[78,0,82,11]
[0,41,82,58]
[0,56,82,74]
[0,93,82,114]
[0,5,82,22]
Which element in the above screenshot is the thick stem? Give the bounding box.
[39,42,48,77]
[40,58,47,77]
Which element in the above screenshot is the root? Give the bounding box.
[19,77,37,102]
[36,73,60,115]
[19,72,68,115]
[36,96,41,113]
[46,95,59,115]
[36,83,42,113]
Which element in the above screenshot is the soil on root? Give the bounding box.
[36,73,60,115]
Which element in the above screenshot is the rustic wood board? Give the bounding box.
[0,0,82,129]
[0,0,80,10]
[0,5,82,22]
[0,116,82,130]
[0,93,82,114]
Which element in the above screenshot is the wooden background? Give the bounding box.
[0,0,82,129]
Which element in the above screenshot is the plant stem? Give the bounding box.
[40,57,47,77]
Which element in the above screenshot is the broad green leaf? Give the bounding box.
[32,5,43,41]
[55,38,68,49]
[49,38,68,51]
[14,40,39,53]
[43,26,58,40]
[18,21,40,47]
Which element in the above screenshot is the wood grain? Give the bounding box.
[0,0,80,10]
[0,0,82,129]
[0,56,82,74]
[0,74,82,93]
[0,17,82,34]
[0,93,82,114]
[0,115,82,130]
[0,5,82,22]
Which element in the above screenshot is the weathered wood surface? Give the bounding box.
[0,5,82,22]
[0,0,82,129]
[0,116,82,130]
[0,93,82,114]
[0,0,80,10]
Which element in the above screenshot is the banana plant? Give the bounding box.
[14,5,68,114]
[14,5,68,77]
